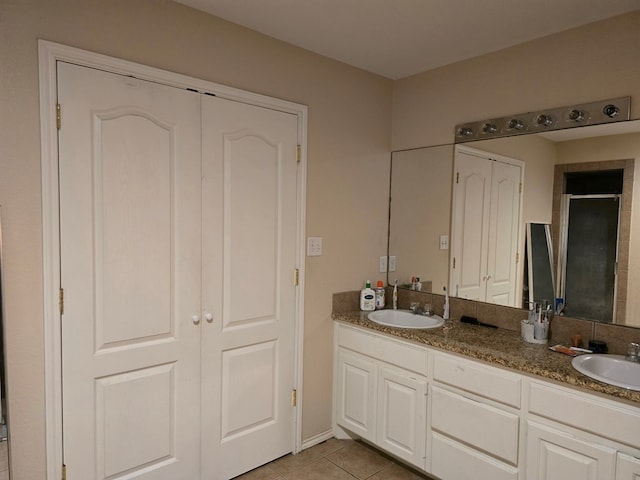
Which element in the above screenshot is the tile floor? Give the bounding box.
[233,438,434,480]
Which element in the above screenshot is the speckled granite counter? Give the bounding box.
[333,311,640,405]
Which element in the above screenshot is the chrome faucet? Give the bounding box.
[625,342,640,363]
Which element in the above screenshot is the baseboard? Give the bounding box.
[300,429,334,450]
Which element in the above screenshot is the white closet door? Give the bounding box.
[451,150,492,301]
[200,96,299,479]
[451,147,522,305]
[486,161,521,305]
[58,62,202,480]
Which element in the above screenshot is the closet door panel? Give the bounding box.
[225,132,279,325]
[98,113,173,344]
[486,161,521,306]
[451,150,492,300]
[58,62,202,480]
[201,95,299,480]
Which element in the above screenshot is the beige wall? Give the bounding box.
[0,1,392,478]
[392,12,640,150]
[3,2,640,478]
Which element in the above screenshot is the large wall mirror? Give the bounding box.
[0,209,8,480]
[388,118,640,328]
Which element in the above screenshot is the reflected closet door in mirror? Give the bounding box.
[450,146,523,307]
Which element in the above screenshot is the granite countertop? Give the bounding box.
[333,311,640,405]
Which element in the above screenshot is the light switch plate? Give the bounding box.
[307,237,323,256]
[388,256,396,272]
[379,256,388,273]
[439,235,449,250]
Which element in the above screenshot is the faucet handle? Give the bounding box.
[626,342,640,362]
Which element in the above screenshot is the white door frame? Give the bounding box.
[38,40,307,480]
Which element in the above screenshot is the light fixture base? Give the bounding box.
[454,97,631,143]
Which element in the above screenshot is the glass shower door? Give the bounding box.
[559,195,620,323]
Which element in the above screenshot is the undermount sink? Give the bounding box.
[571,354,640,391]
[368,309,444,329]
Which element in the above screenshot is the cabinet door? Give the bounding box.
[336,349,377,442]
[617,453,640,480]
[377,367,427,469]
[526,422,616,480]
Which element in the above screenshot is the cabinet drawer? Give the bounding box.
[336,324,428,376]
[431,386,520,465]
[528,382,640,448]
[433,352,522,407]
[431,432,518,480]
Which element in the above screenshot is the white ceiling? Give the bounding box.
[174,0,640,79]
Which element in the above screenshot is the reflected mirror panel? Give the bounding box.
[388,119,640,328]
[0,210,8,480]
[524,223,555,308]
[388,145,454,293]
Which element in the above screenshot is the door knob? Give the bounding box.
[192,314,201,325]
[204,312,214,323]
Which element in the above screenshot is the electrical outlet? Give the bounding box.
[379,256,388,273]
[388,255,396,272]
[307,237,322,256]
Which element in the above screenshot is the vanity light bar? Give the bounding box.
[454,97,631,143]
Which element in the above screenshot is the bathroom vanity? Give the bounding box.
[332,314,640,480]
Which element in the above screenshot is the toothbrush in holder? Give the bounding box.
[393,280,398,310]
[443,286,450,320]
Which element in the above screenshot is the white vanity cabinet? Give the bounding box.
[333,322,640,480]
[617,452,640,479]
[334,324,428,468]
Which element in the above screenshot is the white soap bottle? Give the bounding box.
[360,280,376,311]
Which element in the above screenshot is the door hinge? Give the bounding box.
[291,389,297,407]
[296,145,301,163]
[294,268,299,286]
[519,182,522,193]
[61,464,67,480]
[56,104,61,130]
[59,288,64,315]
[456,172,459,184]
[516,252,520,263]
[452,257,456,269]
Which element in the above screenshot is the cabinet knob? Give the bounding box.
[192,314,201,325]
[205,312,214,323]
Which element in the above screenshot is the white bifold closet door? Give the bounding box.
[450,147,521,306]
[58,62,298,480]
